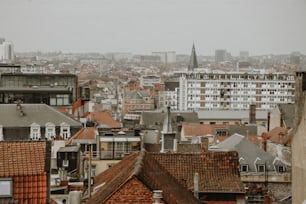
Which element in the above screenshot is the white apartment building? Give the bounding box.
[0,41,14,62]
[178,70,295,111]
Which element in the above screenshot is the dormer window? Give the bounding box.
[278,165,286,173]
[45,122,56,140]
[30,123,41,140]
[257,164,265,172]
[60,122,70,140]
[240,164,249,172]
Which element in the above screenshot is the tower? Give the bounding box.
[188,44,198,71]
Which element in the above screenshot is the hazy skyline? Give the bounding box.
[1,0,305,56]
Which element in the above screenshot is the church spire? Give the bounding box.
[188,43,198,71]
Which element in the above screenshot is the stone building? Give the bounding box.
[292,67,306,203]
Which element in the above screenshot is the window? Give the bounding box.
[257,164,265,172]
[60,122,70,140]
[45,122,55,140]
[278,166,286,173]
[0,178,13,197]
[215,129,228,136]
[241,165,248,172]
[30,123,41,140]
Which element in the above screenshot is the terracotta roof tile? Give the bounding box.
[267,127,291,146]
[66,127,97,145]
[88,150,244,204]
[0,141,47,177]
[150,151,244,193]
[90,110,121,128]
[182,122,215,137]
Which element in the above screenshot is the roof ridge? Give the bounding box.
[44,104,81,125]
[134,148,146,175]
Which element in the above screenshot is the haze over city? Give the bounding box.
[1,0,305,55]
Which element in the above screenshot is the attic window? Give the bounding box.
[278,166,286,173]
[45,122,55,140]
[0,178,13,197]
[60,122,71,140]
[240,165,249,172]
[30,123,41,140]
[257,164,265,172]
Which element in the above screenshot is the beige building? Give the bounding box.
[292,68,306,203]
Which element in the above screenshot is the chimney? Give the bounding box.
[280,112,284,127]
[194,172,199,199]
[201,137,209,152]
[262,133,268,151]
[153,190,163,204]
[173,138,177,152]
[249,104,256,124]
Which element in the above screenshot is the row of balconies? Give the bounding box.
[183,75,295,81]
[187,98,293,104]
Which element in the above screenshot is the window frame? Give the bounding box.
[30,123,41,140]
[240,164,249,172]
[257,164,265,172]
[0,178,13,197]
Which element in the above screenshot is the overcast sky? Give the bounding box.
[0,0,305,55]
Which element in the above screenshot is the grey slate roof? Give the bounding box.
[188,44,198,70]
[0,104,82,127]
[125,90,150,99]
[212,133,277,172]
[197,110,268,120]
[229,125,257,136]
[141,111,199,131]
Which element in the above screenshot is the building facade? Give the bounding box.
[178,70,295,111]
[0,72,78,105]
[0,40,14,63]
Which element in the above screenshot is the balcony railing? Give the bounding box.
[100,150,139,160]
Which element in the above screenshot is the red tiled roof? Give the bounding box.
[150,151,244,193]
[0,141,48,177]
[182,122,215,137]
[66,127,97,145]
[91,110,121,128]
[13,173,48,203]
[87,150,244,204]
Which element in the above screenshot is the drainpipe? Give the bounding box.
[194,172,199,199]
[173,138,177,152]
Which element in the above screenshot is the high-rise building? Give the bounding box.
[177,70,295,111]
[215,49,227,63]
[0,40,14,62]
[169,46,296,112]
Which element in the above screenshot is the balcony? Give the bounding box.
[100,149,139,160]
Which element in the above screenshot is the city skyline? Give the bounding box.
[1,0,305,56]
